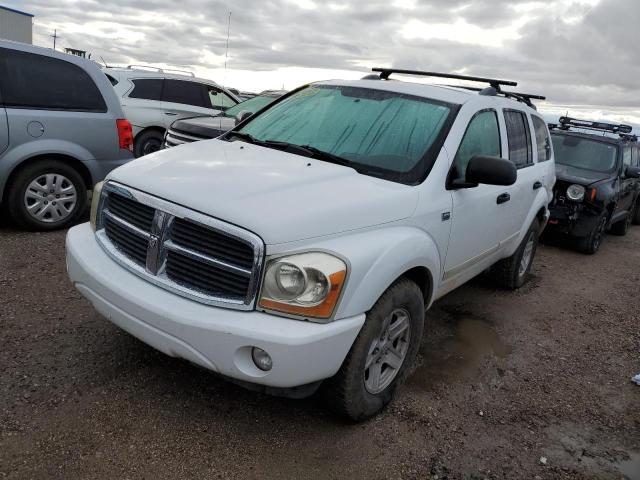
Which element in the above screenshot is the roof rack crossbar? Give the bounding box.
[372,67,518,89]
[126,64,195,77]
[441,85,545,109]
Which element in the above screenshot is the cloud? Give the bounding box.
[9,0,639,126]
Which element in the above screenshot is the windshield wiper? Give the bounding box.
[226,131,259,144]
[262,140,352,167]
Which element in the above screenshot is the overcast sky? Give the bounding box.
[8,0,640,129]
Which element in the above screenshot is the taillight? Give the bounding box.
[116,119,133,151]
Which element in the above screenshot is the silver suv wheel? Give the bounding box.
[364,307,411,394]
[23,174,78,223]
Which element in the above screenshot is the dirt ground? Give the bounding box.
[1,216,639,480]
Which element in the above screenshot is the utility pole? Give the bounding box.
[51,29,59,50]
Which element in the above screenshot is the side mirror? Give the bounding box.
[234,110,253,125]
[451,155,517,189]
[625,165,640,179]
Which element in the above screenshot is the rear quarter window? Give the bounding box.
[0,48,107,112]
[128,78,163,101]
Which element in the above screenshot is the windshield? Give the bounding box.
[235,84,457,184]
[224,95,278,117]
[552,134,618,172]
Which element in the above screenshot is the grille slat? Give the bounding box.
[105,217,148,265]
[171,218,255,270]
[98,186,261,307]
[107,193,155,231]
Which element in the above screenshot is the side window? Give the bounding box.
[206,86,237,110]
[504,110,533,168]
[0,48,107,112]
[532,116,552,162]
[453,110,501,179]
[162,80,208,108]
[129,79,163,101]
[623,146,632,166]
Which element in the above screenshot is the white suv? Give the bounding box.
[66,68,555,420]
[104,66,240,157]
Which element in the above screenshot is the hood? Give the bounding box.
[555,163,610,186]
[109,139,419,244]
[171,115,235,139]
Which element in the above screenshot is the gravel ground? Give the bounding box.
[1,216,639,479]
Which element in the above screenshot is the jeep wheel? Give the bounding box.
[134,129,164,158]
[322,279,424,421]
[490,220,540,290]
[632,198,640,225]
[6,160,87,231]
[576,213,607,255]
[610,211,632,236]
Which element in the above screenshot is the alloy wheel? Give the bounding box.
[364,307,411,394]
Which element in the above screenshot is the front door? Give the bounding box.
[443,109,519,284]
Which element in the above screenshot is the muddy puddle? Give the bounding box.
[617,452,640,479]
[407,310,512,391]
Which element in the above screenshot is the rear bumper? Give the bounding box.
[84,155,133,186]
[66,224,365,388]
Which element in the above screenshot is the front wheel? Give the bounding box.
[322,279,424,421]
[6,160,87,231]
[576,213,607,255]
[489,220,540,289]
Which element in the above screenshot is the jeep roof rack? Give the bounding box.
[549,117,633,135]
[368,68,545,109]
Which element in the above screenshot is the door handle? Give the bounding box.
[164,112,178,116]
[533,181,543,190]
[497,193,511,204]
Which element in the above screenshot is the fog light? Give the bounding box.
[251,347,273,371]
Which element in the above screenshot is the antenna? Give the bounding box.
[100,56,109,68]
[223,11,231,87]
[50,29,60,50]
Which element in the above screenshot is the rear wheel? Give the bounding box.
[322,279,424,421]
[6,160,87,231]
[576,213,608,255]
[490,220,540,289]
[134,129,164,158]
[610,210,632,236]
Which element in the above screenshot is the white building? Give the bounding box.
[0,5,33,44]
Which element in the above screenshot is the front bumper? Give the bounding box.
[66,224,365,388]
[547,203,601,237]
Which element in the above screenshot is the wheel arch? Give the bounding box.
[2,153,92,204]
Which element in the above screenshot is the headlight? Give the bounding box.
[566,184,585,202]
[90,181,105,231]
[259,252,347,320]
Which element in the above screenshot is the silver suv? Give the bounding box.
[0,40,134,230]
[104,67,240,157]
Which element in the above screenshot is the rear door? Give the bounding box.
[160,79,221,128]
[618,144,635,213]
[0,47,115,162]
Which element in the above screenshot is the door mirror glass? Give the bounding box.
[452,155,517,188]
[234,110,253,125]
[624,165,640,178]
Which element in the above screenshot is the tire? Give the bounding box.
[575,213,608,255]
[6,160,87,231]
[632,197,640,225]
[490,220,540,290]
[610,210,632,236]
[322,279,425,421]
[134,129,164,158]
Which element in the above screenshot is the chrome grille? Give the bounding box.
[164,128,207,148]
[95,182,264,309]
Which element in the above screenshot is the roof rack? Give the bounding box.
[368,68,545,109]
[550,117,634,135]
[620,133,638,142]
[442,84,546,110]
[126,64,195,77]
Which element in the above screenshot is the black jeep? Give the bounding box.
[546,117,640,254]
